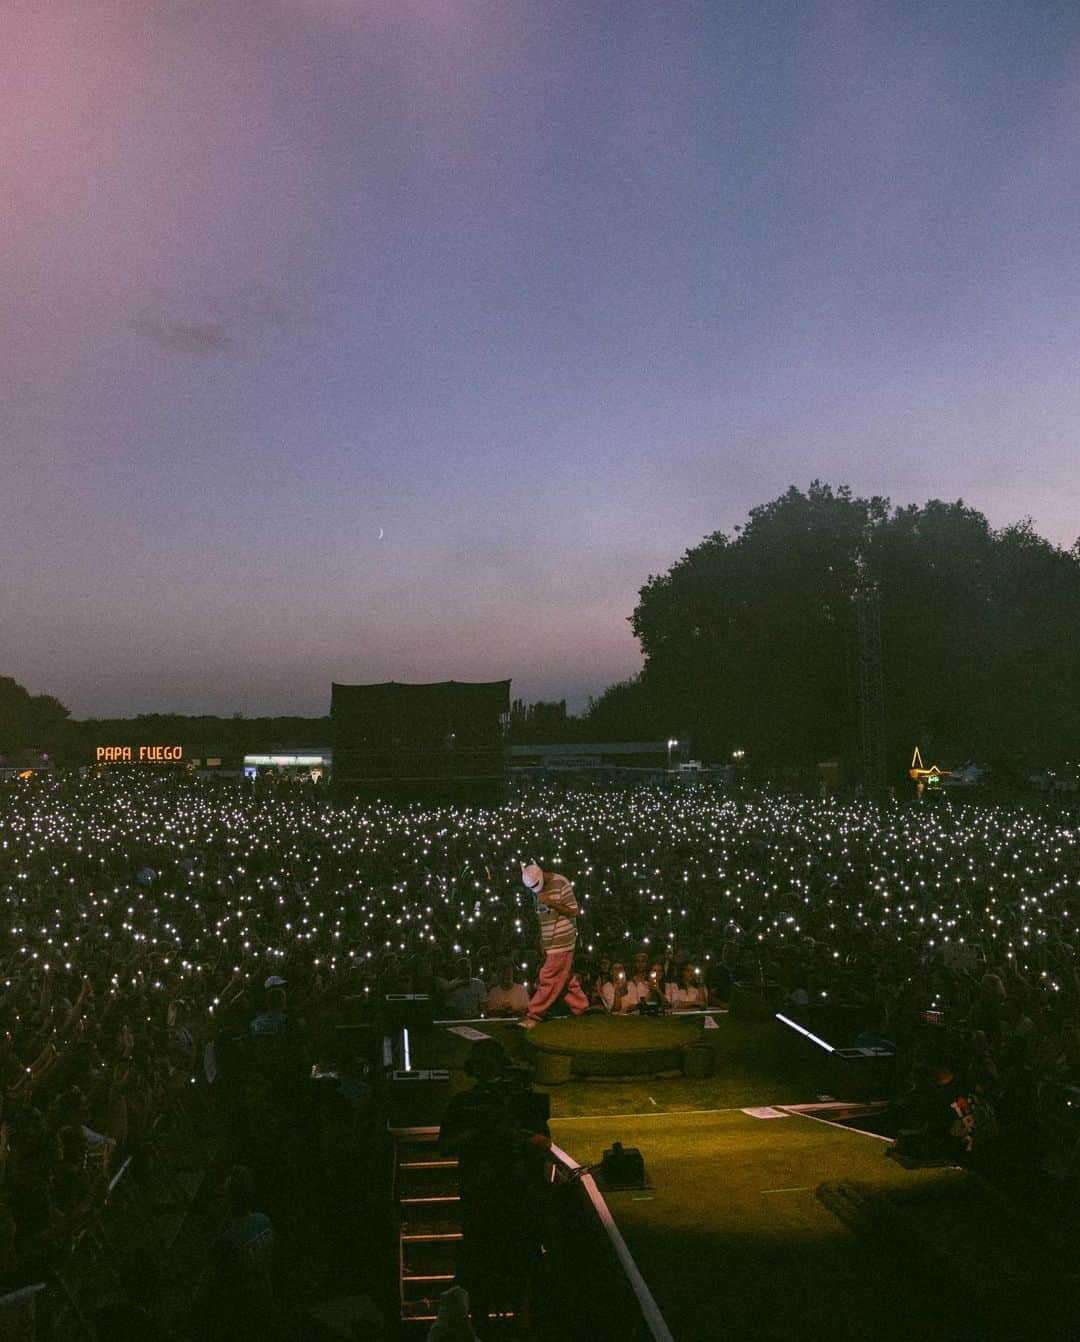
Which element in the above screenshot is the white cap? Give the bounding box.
[264,975,287,989]
[521,862,543,892]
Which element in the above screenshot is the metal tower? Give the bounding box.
[852,581,887,793]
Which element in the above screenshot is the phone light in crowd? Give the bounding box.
[775,1012,835,1053]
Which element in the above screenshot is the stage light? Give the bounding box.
[775,1013,835,1053]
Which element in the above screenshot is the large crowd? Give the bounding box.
[2,772,1080,1320]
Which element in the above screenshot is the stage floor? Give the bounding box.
[407,1015,1076,1340]
[549,1107,1072,1342]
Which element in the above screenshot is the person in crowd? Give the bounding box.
[602,962,636,1014]
[967,972,1006,1050]
[483,963,530,1018]
[650,958,676,1006]
[426,1283,480,1341]
[249,985,289,1039]
[439,1040,550,1338]
[705,944,735,1010]
[587,953,613,1009]
[666,962,707,1011]
[167,998,197,1073]
[196,1164,277,1342]
[628,957,666,1013]
[439,957,488,1019]
[50,1125,93,1229]
[517,862,589,1028]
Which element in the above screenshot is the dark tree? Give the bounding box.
[0,678,72,755]
[624,484,1080,778]
[580,677,666,743]
[507,699,577,745]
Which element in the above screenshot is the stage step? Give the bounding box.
[399,1196,460,1224]
[394,1127,466,1326]
[401,1298,440,1323]
[400,1226,464,1243]
[402,1239,457,1279]
[397,1166,460,1198]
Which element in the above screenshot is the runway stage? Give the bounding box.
[550,1106,1074,1342]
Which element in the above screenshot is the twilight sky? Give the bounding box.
[5,1,1080,718]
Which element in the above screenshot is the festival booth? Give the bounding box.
[243,749,332,782]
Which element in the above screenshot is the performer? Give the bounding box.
[517,861,589,1028]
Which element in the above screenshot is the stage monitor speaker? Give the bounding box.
[387,1068,452,1127]
[829,1046,896,1102]
[600,1141,646,1188]
[383,993,435,1033]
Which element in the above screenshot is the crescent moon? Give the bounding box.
[378,528,384,540]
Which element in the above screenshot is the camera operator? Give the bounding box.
[439,1040,551,1338]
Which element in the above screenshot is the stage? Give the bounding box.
[549,1106,1071,1341]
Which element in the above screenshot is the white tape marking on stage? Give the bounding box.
[447,1025,490,1041]
[774,1012,835,1053]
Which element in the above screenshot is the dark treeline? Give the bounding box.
[601,482,1080,777]
[0,691,330,766]
[516,484,1080,777]
[7,484,1080,778]
[0,677,72,756]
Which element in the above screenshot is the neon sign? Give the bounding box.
[95,746,183,763]
[909,746,950,791]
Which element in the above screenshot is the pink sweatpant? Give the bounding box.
[527,947,589,1021]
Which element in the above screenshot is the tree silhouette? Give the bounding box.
[0,678,71,755]
[626,484,1080,778]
